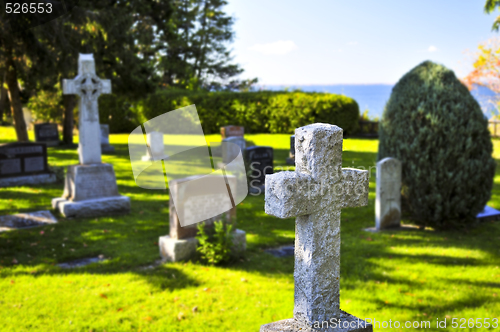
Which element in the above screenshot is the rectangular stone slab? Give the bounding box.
[52,196,131,218]
[0,210,57,231]
[63,164,119,201]
[0,142,50,179]
[260,313,372,332]
[34,123,59,143]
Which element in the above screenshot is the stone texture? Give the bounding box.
[163,174,246,262]
[232,228,247,252]
[260,313,372,332]
[0,210,57,231]
[52,195,131,218]
[159,235,198,262]
[100,124,115,153]
[220,125,244,139]
[245,146,273,192]
[159,229,246,262]
[58,256,106,269]
[63,54,111,165]
[375,157,401,230]
[142,131,167,161]
[0,142,53,186]
[55,54,130,218]
[263,123,369,329]
[0,173,56,187]
[62,164,120,201]
[34,123,59,146]
[222,137,246,164]
[169,175,237,237]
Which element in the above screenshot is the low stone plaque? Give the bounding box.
[0,143,49,178]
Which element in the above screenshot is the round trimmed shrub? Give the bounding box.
[378,61,496,229]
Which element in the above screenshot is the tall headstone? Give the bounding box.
[375,157,401,230]
[0,142,56,187]
[142,131,168,161]
[245,146,273,194]
[34,123,59,147]
[52,54,130,218]
[286,134,295,165]
[222,136,246,165]
[100,124,115,153]
[261,123,372,332]
[220,125,244,140]
[22,108,33,130]
[159,175,246,262]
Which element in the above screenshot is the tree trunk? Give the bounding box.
[63,94,76,144]
[0,71,6,123]
[6,58,28,142]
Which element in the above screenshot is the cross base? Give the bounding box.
[260,312,372,332]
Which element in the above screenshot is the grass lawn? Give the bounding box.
[0,126,499,331]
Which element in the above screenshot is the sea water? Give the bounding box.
[260,84,498,119]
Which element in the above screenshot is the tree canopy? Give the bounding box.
[0,0,251,141]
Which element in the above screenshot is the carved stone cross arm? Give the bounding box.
[265,123,369,218]
[265,168,368,218]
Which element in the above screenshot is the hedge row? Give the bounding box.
[99,90,360,134]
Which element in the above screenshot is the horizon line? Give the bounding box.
[255,83,396,86]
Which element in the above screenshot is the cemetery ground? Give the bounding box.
[1,127,500,331]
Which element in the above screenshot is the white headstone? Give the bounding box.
[375,157,402,230]
[22,108,33,130]
[100,124,110,145]
[62,54,111,165]
[222,136,245,164]
[261,123,371,331]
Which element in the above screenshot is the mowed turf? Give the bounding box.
[0,126,499,331]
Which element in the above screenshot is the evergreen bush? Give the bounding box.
[378,61,496,229]
[100,90,359,134]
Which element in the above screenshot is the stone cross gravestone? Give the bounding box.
[220,125,244,140]
[286,134,295,165]
[34,123,59,147]
[222,136,246,165]
[245,146,273,194]
[261,123,372,332]
[62,53,111,165]
[159,174,246,262]
[142,131,168,161]
[375,157,401,230]
[100,124,115,153]
[0,142,56,187]
[52,54,130,218]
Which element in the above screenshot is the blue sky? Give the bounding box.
[225,0,499,85]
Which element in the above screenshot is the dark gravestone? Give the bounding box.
[34,123,59,146]
[0,142,56,187]
[245,146,273,193]
[286,134,295,165]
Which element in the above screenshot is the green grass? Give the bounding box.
[0,126,499,331]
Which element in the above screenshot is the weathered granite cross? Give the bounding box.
[262,123,371,331]
[63,54,111,165]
